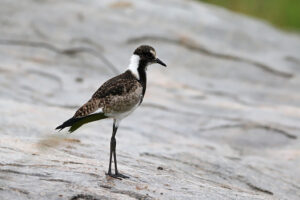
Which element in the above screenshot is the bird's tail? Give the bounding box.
[55,113,108,133]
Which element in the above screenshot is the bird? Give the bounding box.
[56,45,166,179]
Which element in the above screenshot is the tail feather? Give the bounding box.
[55,112,107,133]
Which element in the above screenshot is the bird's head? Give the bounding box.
[128,45,166,80]
[133,45,166,67]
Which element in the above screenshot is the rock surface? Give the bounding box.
[1,0,300,199]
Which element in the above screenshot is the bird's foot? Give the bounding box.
[106,172,129,180]
[116,173,129,179]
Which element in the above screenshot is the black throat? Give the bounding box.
[137,59,147,97]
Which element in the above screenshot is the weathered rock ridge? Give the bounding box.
[1,0,300,199]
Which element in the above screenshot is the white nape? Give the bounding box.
[128,54,140,80]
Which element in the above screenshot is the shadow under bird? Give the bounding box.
[56,45,166,179]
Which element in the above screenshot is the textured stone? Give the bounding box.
[1,0,300,199]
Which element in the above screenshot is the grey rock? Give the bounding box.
[1,0,300,199]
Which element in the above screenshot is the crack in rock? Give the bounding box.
[0,39,119,74]
[70,194,109,200]
[285,56,300,64]
[140,152,203,170]
[98,183,152,200]
[111,189,153,200]
[142,102,243,123]
[141,153,274,196]
[246,182,273,195]
[0,162,57,168]
[39,178,72,184]
[204,90,255,106]
[127,35,293,78]
[1,187,30,195]
[26,69,63,89]
[199,123,297,139]
[0,169,50,177]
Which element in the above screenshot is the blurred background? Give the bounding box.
[1,0,300,199]
[200,0,300,31]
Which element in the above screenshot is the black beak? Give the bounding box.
[155,58,167,67]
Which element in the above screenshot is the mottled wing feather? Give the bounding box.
[101,81,142,115]
[92,71,137,99]
[73,70,141,119]
[73,98,101,118]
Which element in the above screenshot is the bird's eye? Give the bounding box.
[146,53,153,58]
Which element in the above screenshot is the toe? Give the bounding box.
[117,173,129,179]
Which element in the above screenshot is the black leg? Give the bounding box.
[107,136,114,175]
[113,144,118,174]
[113,147,129,179]
[107,121,117,176]
[106,119,129,179]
